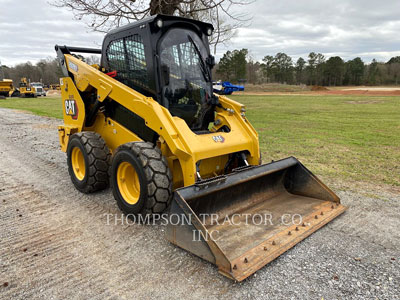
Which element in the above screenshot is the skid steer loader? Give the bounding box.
[18,78,36,98]
[55,14,346,281]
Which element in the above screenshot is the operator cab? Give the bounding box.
[101,15,216,131]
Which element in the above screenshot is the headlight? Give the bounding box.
[206,27,213,36]
[156,19,163,28]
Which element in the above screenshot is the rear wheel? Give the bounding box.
[111,142,172,216]
[67,132,111,193]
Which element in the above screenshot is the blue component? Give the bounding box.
[213,81,244,95]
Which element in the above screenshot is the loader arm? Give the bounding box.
[57,53,259,186]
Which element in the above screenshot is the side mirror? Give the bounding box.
[206,55,215,69]
[161,65,170,86]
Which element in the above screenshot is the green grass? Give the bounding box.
[1,94,399,187]
[0,96,63,119]
[231,94,400,187]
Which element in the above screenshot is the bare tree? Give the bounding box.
[51,0,252,53]
[85,55,101,65]
[3,59,63,85]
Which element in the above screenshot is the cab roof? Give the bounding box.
[106,14,213,36]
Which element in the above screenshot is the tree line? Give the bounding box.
[215,50,400,86]
[1,59,63,86]
[3,51,400,87]
[0,56,100,86]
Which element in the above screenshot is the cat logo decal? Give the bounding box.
[65,98,78,120]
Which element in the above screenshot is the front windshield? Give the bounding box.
[159,28,213,129]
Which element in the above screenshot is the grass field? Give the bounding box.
[0,96,62,118]
[1,94,399,187]
[232,94,400,187]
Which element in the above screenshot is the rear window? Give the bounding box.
[106,34,149,90]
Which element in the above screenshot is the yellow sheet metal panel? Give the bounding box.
[58,125,78,152]
[61,77,86,131]
[86,113,142,152]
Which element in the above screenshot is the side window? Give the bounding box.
[106,34,149,90]
[125,35,148,89]
[107,39,125,73]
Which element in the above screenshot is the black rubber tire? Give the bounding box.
[111,142,172,216]
[11,91,20,97]
[67,132,111,193]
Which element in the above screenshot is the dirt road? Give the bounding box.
[0,108,399,299]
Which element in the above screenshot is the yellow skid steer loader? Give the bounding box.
[18,77,36,98]
[55,15,346,281]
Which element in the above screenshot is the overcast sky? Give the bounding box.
[1,0,400,66]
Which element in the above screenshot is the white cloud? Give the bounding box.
[222,0,400,62]
[1,0,400,65]
[0,0,103,66]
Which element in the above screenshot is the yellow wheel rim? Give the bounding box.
[117,162,141,205]
[71,147,86,181]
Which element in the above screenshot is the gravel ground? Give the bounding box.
[0,108,399,299]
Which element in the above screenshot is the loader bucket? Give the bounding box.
[166,157,346,281]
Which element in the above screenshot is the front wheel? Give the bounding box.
[111,142,172,216]
[67,132,111,193]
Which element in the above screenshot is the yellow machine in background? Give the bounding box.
[55,15,346,281]
[44,84,61,92]
[0,79,13,97]
[19,77,36,98]
[51,83,60,90]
